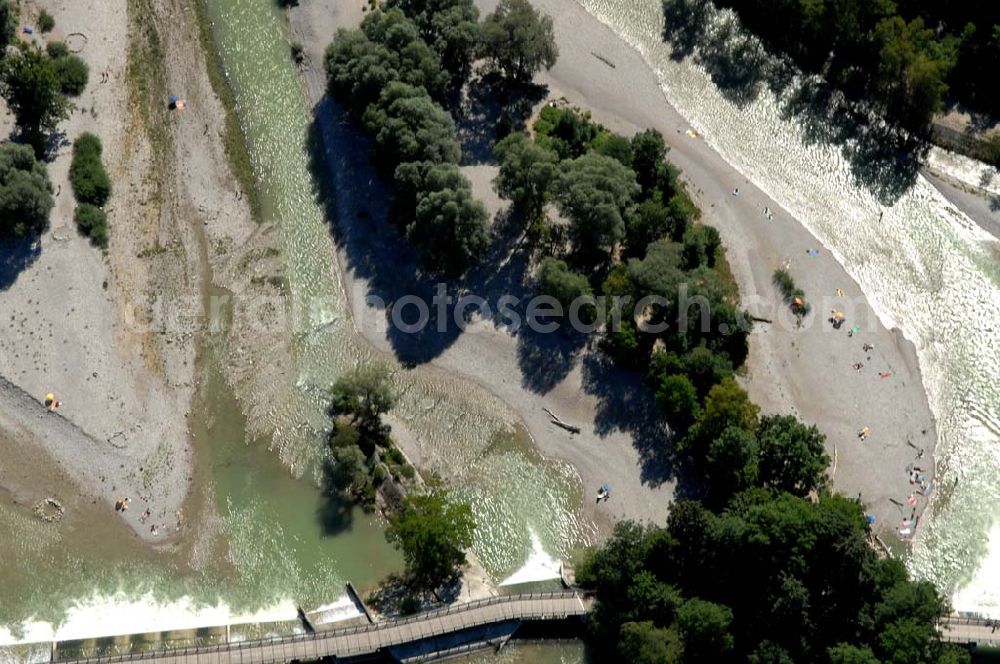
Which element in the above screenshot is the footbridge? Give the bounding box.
[53,592,592,664]
[939,615,1000,649]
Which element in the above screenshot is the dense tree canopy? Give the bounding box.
[0,48,71,153]
[555,151,639,253]
[535,257,593,320]
[0,143,55,237]
[492,132,559,220]
[386,489,476,590]
[480,0,558,81]
[393,160,489,276]
[362,82,461,170]
[70,133,112,207]
[383,0,481,79]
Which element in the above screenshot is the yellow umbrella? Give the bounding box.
[45,392,55,403]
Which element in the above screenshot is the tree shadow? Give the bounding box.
[457,73,548,166]
[306,94,539,366]
[317,463,356,536]
[580,352,679,487]
[516,326,588,395]
[0,235,42,290]
[661,0,926,205]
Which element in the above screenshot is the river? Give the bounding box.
[572,0,1000,614]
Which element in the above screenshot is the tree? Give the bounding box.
[682,224,721,269]
[654,373,699,433]
[555,151,639,255]
[535,257,592,318]
[677,599,735,663]
[0,0,16,51]
[386,489,476,590]
[361,8,448,99]
[756,414,829,496]
[749,641,795,664]
[394,160,489,276]
[492,132,558,220]
[873,16,955,130]
[38,9,55,34]
[70,133,112,207]
[0,143,55,238]
[705,425,758,502]
[407,183,489,276]
[534,105,602,160]
[325,30,400,113]
[0,48,71,153]
[686,377,759,460]
[480,0,558,81]
[828,644,881,664]
[619,621,683,664]
[362,82,461,169]
[383,0,480,80]
[329,365,396,437]
[631,128,669,197]
[624,199,675,258]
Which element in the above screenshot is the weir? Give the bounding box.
[47,592,592,664]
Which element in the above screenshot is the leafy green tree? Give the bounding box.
[533,105,603,159]
[682,345,734,397]
[627,572,684,626]
[677,599,735,663]
[686,377,758,460]
[492,132,558,220]
[705,425,758,501]
[329,365,396,437]
[624,199,675,258]
[74,204,108,247]
[362,82,461,169]
[70,133,112,207]
[756,414,829,496]
[682,224,721,269]
[654,373,699,433]
[749,641,795,664]
[0,48,71,153]
[619,621,682,664]
[384,0,480,79]
[0,0,16,50]
[535,257,592,316]
[480,0,558,81]
[665,192,696,241]
[631,128,668,197]
[828,644,881,664]
[325,30,400,113]
[874,16,956,130]
[0,143,54,237]
[555,151,639,255]
[361,8,448,99]
[407,183,489,276]
[591,132,633,166]
[38,9,55,34]
[386,488,476,590]
[394,160,489,276]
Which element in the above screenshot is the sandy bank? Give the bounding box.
[0,0,256,543]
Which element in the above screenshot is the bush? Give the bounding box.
[53,53,88,96]
[772,268,810,318]
[0,0,16,52]
[0,143,55,237]
[46,42,70,59]
[74,204,108,247]
[38,9,55,33]
[70,133,112,206]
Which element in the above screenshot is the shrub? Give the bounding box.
[70,133,112,206]
[46,41,70,59]
[772,268,810,318]
[53,53,88,96]
[38,9,55,33]
[74,203,108,247]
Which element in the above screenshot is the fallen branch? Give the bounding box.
[543,407,581,434]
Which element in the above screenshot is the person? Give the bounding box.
[732,187,740,196]
[853,362,863,371]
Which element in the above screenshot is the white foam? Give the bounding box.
[953,523,1000,618]
[0,592,359,647]
[499,530,562,586]
[925,147,1000,199]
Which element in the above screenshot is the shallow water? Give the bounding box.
[202,0,586,579]
[573,0,1000,611]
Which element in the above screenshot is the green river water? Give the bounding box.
[1,0,584,651]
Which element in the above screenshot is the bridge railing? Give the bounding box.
[54,591,586,664]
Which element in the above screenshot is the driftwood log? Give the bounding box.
[543,407,581,434]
